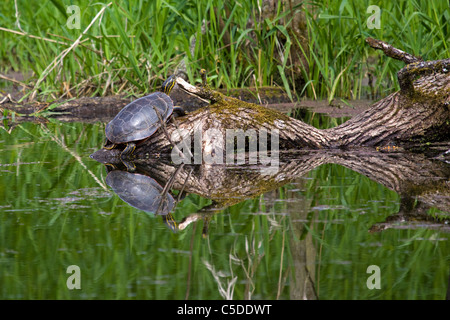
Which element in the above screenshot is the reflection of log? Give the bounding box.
[368,204,450,233]
[131,38,449,157]
[92,148,449,208]
[138,152,328,207]
[324,150,450,212]
[90,146,449,232]
[324,150,450,232]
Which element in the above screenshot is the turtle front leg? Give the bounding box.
[173,106,186,117]
[121,142,136,158]
[120,143,137,172]
[103,138,116,150]
[121,159,136,172]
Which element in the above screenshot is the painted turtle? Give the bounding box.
[104,75,184,158]
[105,170,178,231]
[105,170,175,215]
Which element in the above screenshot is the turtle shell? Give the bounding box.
[106,170,175,215]
[105,91,174,144]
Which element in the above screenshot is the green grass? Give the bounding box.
[301,0,450,100]
[0,0,449,103]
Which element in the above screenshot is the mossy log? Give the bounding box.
[132,38,449,158]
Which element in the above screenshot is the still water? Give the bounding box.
[0,112,448,300]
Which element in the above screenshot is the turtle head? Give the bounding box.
[161,75,176,95]
[162,213,178,233]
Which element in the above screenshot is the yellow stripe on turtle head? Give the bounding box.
[161,75,176,95]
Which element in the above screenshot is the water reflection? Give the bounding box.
[105,169,175,216]
[91,147,449,299]
[92,147,450,235]
[0,115,450,299]
[1,119,449,299]
[103,162,219,235]
[105,169,179,231]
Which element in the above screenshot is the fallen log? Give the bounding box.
[129,38,449,160]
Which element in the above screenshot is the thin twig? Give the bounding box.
[40,124,108,191]
[152,105,188,161]
[0,27,70,46]
[276,229,285,300]
[14,0,25,33]
[365,37,422,64]
[0,73,31,88]
[177,167,193,203]
[175,77,220,103]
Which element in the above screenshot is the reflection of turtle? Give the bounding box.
[104,75,185,159]
[105,170,175,216]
